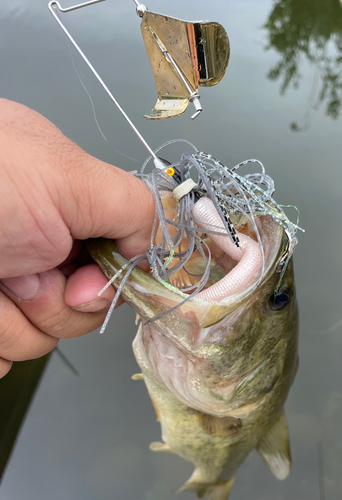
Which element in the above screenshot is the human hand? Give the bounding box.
[0,99,155,378]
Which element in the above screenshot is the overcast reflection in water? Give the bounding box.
[0,0,342,499]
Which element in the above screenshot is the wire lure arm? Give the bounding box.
[50,0,106,13]
[48,0,166,170]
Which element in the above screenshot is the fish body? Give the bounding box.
[88,213,298,499]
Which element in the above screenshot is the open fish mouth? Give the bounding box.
[193,197,262,302]
[156,192,282,306]
[88,207,284,316]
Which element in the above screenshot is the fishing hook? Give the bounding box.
[276,229,295,273]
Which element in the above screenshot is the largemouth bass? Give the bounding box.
[88,207,298,499]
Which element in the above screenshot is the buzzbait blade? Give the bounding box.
[135,2,230,119]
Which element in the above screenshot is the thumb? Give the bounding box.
[0,98,155,263]
[59,152,155,259]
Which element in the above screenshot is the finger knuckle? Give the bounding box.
[38,305,74,335]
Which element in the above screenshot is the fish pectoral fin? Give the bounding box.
[149,441,176,454]
[131,373,144,381]
[256,409,291,480]
[178,473,236,500]
[196,412,242,437]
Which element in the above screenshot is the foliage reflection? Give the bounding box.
[264,0,342,130]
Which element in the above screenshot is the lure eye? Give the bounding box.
[269,289,293,311]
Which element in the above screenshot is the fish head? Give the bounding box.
[88,213,298,417]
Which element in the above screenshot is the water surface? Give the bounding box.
[0,0,341,499]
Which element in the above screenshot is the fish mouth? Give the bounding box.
[152,193,285,308]
[166,197,263,304]
[88,209,284,321]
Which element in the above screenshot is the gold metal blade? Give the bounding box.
[141,11,230,119]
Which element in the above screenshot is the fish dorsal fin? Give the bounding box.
[178,472,236,500]
[256,409,291,480]
[140,11,230,119]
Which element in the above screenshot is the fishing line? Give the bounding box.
[54,346,80,376]
[59,8,140,164]
[67,34,109,143]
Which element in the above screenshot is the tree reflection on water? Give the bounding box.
[264,0,342,130]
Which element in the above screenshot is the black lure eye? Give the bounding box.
[269,289,293,311]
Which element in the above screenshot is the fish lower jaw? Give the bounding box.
[145,330,242,416]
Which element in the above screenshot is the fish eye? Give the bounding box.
[269,289,293,311]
